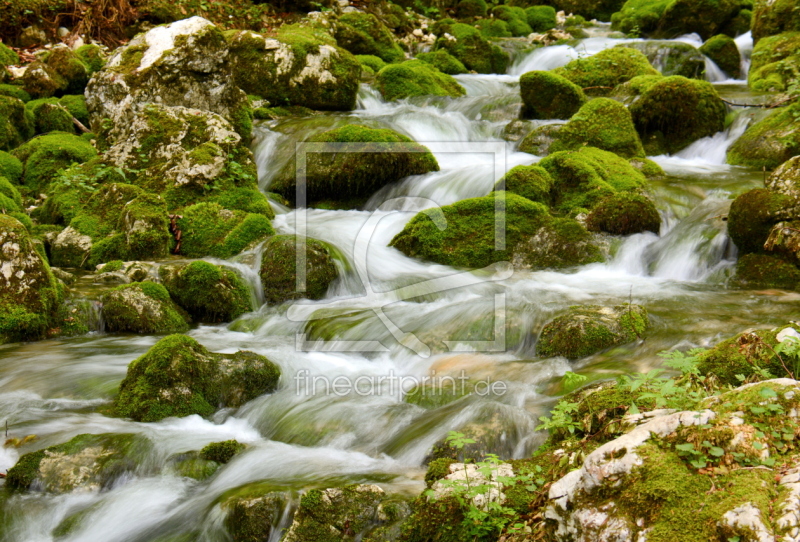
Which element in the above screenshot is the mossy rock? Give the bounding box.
[74,44,106,74]
[748,32,800,92]
[475,19,512,39]
[176,202,275,259]
[752,0,800,42]
[548,97,645,158]
[456,0,488,18]
[727,101,800,168]
[0,42,19,66]
[610,74,665,103]
[200,439,246,464]
[539,146,647,215]
[518,123,563,155]
[586,192,661,235]
[356,54,387,73]
[6,433,152,492]
[29,101,74,134]
[630,76,726,155]
[526,5,557,32]
[491,5,533,37]
[537,0,626,22]
[375,60,465,101]
[335,12,405,63]
[700,34,741,78]
[519,70,587,120]
[655,0,747,40]
[765,155,800,198]
[159,260,253,323]
[222,488,288,542]
[537,304,648,360]
[493,164,553,205]
[0,151,23,183]
[732,253,800,290]
[514,217,605,269]
[726,188,795,255]
[114,334,281,422]
[554,48,659,95]
[0,84,31,102]
[101,282,191,334]
[0,95,35,151]
[697,326,795,384]
[21,45,89,99]
[259,234,339,304]
[415,50,468,75]
[227,27,361,112]
[0,214,62,343]
[615,41,705,78]
[270,124,439,208]
[433,23,509,74]
[12,132,97,193]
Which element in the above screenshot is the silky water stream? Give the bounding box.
[0,30,794,542]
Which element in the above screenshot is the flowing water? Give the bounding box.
[0,30,793,542]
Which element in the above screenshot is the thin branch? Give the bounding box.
[721,95,797,109]
[72,117,90,134]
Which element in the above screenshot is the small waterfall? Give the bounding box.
[704,57,729,83]
[735,31,753,80]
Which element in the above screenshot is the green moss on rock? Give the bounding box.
[21,46,89,99]
[475,19,512,39]
[29,101,74,134]
[12,132,96,193]
[336,12,405,63]
[526,5,557,32]
[159,260,253,322]
[538,304,648,360]
[727,102,800,168]
[615,41,705,78]
[586,192,661,235]
[415,50,468,75]
[0,84,31,102]
[101,282,190,334]
[223,488,288,542]
[356,54,387,73]
[748,32,800,92]
[456,0,488,18]
[200,439,246,463]
[376,60,466,101]
[74,44,106,74]
[727,188,794,254]
[732,253,800,290]
[700,34,741,78]
[519,70,587,120]
[0,42,19,67]
[176,202,274,259]
[259,234,339,304]
[433,23,509,74]
[697,326,793,384]
[493,164,553,205]
[752,0,800,42]
[549,97,645,158]
[0,95,35,151]
[554,48,660,95]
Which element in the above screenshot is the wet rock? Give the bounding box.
[159,260,253,322]
[732,253,800,291]
[101,282,190,334]
[375,60,465,101]
[728,102,800,168]
[114,334,281,422]
[259,234,339,304]
[432,22,509,74]
[748,32,800,92]
[616,41,705,78]
[502,119,536,143]
[223,488,288,542]
[554,48,659,96]
[518,123,563,155]
[537,304,648,360]
[700,34,741,78]
[519,71,586,120]
[726,188,798,255]
[6,433,152,492]
[586,192,661,235]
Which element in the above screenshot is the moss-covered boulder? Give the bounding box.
[86,17,251,139]
[697,326,798,384]
[433,23,509,74]
[518,124,562,155]
[0,214,62,343]
[75,43,106,75]
[493,164,553,205]
[615,41,705,78]
[491,5,533,37]
[415,50,467,75]
[222,487,288,542]
[611,0,673,36]
[548,98,645,158]
[0,84,31,102]
[726,188,796,254]
[376,60,465,101]
[0,150,23,182]
[6,433,152,492]
[0,95,35,151]
[537,0,625,22]
[12,132,97,193]
[526,5,558,32]
[356,54,386,74]
[101,282,190,334]
[0,42,19,67]
[537,304,648,359]
[554,48,659,95]
[259,234,339,304]
[0,175,22,211]
[630,76,726,155]
[540,146,647,215]
[176,202,274,259]
[390,193,603,269]
[159,260,253,322]
[519,71,586,120]
[270,124,439,208]
[114,334,281,422]
[21,45,89,99]
[748,32,800,92]
[28,101,74,135]
[766,156,800,198]
[335,12,404,63]
[456,0,488,18]
[612,0,751,40]
[727,102,800,168]
[586,192,661,235]
[475,18,512,39]
[700,34,741,78]
[752,0,800,42]
[227,26,361,112]
[732,253,800,290]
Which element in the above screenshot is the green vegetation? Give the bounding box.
[748,32,800,91]
[176,203,274,259]
[554,47,659,94]
[434,23,509,74]
[259,235,339,304]
[101,282,191,334]
[160,261,253,323]
[376,60,466,101]
[493,165,552,206]
[699,34,741,78]
[200,440,246,463]
[726,188,793,254]
[519,70,586,120]
[456,0,488,18]
[752,0,800,42]
[415,50,468,75]
[335,12,405,63]
[727,102,800,168]
[0,95,35,151]
[732,253,800,290]
[586,192,661,235]
[491,5,533,37]
[526,5,557,33]
[12,132,96,192]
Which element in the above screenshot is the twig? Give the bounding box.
[582,86,614,92]
[72,117,90,134]
[720,95,797,109]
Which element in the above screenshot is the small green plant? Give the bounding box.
[536,399,581,434]
[562,371,587,391]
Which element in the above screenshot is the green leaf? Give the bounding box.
[709,447,725,457]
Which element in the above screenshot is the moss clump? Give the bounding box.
[0,84,31,102]
[270,124,439,208]
[29,101,74,134]
[586,192,661,235]
[549,97,645,158]
[101,282,190,334]
[21,46,89,99]
[176,203,274,259]
[526,5,557,32]
[424,458,457,487]
[376,60,466,101]
[0,95,35,151]
[732,253,800,290]
[335,12,405,63]
[0,42,19,66]
[538,304,648,360]
[12,132,97,192]
[222,488,287,542]
[356,54,386,73]
[491,5,533,37]
[748,32,800,91]
[74,44,105,74]
[700,34,741,78]
[493,164,553,205]
[475,19,512,39]
[433,23,509,74]
[115,334,280,422]
[6,433,151,492]
[200,440,246,464]
[727,188,793,254]
[615,41,704,78]
[697,326,792,384]
[259,234,339,304]
[519,71,586,120]
[630,76,726,155]
[554,48,659,94]
[456,0,487,18]
[727,102,800,168]
[752,0,800,42]
[160,260,253,323]
[415,50,468,75]
[540,146,647,215]
[612,0,749,40]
